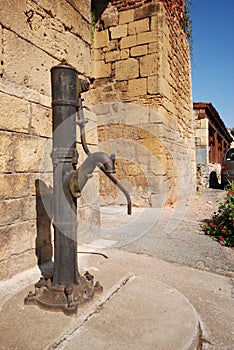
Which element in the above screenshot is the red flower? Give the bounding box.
[205,222,209,226]
[227,189,233,195]
[220,236,225,243]
[221,228,226,233]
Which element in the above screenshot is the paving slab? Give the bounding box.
[0,247,233,350]
[61,276,199,350]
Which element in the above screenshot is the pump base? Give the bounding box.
[24,272,103,316]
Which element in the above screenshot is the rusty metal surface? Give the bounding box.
[24,272,103,316]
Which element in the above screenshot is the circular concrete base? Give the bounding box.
[63,277,200,350]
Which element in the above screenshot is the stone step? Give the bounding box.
[58,276,200,350]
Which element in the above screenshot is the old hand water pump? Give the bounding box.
[24,63,131,315]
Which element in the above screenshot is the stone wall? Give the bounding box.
[0,0,96,280]
[91,0,196,207]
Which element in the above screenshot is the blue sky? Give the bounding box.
[191,0,234,128]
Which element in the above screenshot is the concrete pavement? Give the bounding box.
[0,189,233,350]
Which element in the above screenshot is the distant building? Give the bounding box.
[193,102,233,190]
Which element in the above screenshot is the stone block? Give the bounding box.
[110,24,127,39]
[45,0,91,43]
[0,197,36,226]
[0,132,13,173]
[137,31,157,45]
[31,104,52,138]
[105,50,121,63]
[93,60,111,79]
[150,15,157,31]
[148,75,171,98]
[115,58,139,81]
[0,92,30,133]
[120,34,137,49]
[120,49,129,60]
[13,135,52,172]
[65,33,91,76]
[1,1,90,74]
[0,250,37,280]
[148,42,159,54]
[119,9,135,24]
[3,30,58,95]
[125,103,149,125]
[0,174,30,200]
[0,221,36,262]
[114,80,128,92]
[128,78,147,97]
[101,5,119,28]
[130,45,148,57]
[128,18,149,35]
[105,39,118,52]
[67,0,91,22]
[0,26,2,76]
[134,2,162,20]
[37,0,91,43]
[92,49,105,60]
[94,30,109,48]
[140,53,159,77]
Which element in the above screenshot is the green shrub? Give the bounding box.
[202,181,234,248]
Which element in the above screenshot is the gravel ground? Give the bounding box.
[118,189,234,277]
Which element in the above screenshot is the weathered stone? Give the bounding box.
[0,250,37,280]
[148,42,159,54]
[0,197,36,226]
[0,0,99,282]
[120,49,129,60]
[92,49,105,60]
[148,75,171,98]
[125,103,149,125]
[67,0,91,22]
[105,50,121,63]
[120,34,137,49]
[0,25,3,76]
[0,221,36,262]
[140,53,159,77]
[134,2,162,21]
[31,103,52,138]
[0,92,30,133]
[110,24,127,39]
[128,78,147,97]
[13,135,52,172]
[0,132,13,172]
[93,60,112,79]
[115,58,139,81]
[94,30,109,48]
[137,31,157,45]
[3,30,58,95]
[128,18,149,35]
[0,174,30,200]
[130,45,148,57]
[101,5,119,28]
[119,9,135,24]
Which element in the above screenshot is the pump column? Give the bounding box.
[51,64,79,286]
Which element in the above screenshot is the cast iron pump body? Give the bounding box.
[24,63,131,315]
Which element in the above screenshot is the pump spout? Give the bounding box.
[76,81,132,215]
[69,152,115,198]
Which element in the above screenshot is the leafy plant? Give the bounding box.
[202,181,234,248]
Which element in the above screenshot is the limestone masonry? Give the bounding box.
[0,0,96,280]
[0,0,196,280]
[91,0,196,207]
